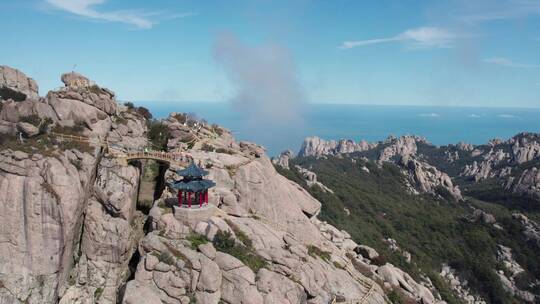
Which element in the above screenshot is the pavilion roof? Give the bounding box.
[169,179,215,192]
[176,163,209,178]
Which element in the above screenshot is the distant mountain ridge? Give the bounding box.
[273,132,540,303]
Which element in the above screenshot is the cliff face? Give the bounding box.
[299,136,375,158]
[0,67,147,303]
[293,135,462,201]
[0,67,400,304]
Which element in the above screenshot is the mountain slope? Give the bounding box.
[275,134,540,304]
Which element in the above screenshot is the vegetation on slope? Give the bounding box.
[278,155,539,304]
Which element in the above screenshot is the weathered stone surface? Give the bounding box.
[122,280,162,304]
[17,121,39,137]
[294,165,333,193]
[198,243,217,260]
[197,256,221,292]
[299,136,375,157]
[61,72,91,88]
[512,213,540,246]
[272,150,293,169]
[356,245,379,260]
[257,268,306,304]
[377,264,436,304]
[0,150,95,303]
[0,65,39,101]
[400,155,462,200]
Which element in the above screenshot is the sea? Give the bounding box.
[135,101,540,157]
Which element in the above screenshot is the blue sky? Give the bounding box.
[1,0,539,107]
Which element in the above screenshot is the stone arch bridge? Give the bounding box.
[50,132,192,167]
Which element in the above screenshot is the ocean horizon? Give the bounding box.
[135,101,540,157]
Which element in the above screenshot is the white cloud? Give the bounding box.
[45,0,195,29]
[418,112,440,117]
[483,57,538,68]
[498,114,518,118]
[468,114,481,118]
[340,27,460,50]
[458,0,540,24]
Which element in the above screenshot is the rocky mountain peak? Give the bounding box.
[378,135,425,163]
[298,136,376,157]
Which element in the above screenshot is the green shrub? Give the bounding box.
[115,116,128,125]
[158,251,176,266]
[201,143,214,152]
[147,119,170,151]
[124,102,135,109]
[212,231,267,272]
[70,159,83,170]
[88,85,101,95]
[215,148,234,155]
[93,287,104,300]
[387,289,403,304]
[136,106,153,120]
[20,114,41,125]
[428,272,462,304]
[53,121,86,135]
[187,234,209,250]
[307,245,331,262]
[39,117,53,134]
[211,124,224,136]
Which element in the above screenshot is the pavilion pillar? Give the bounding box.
[199,192,203,208]
[188,192,192,208]
[205,191,209,205]
[178,190,183,207]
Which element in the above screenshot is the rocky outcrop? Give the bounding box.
[495,245,536,303]
[0,65,39,101]
[461,133,540,200]
[298,136,375,157]
[0,67,147,304]
[294,165,333,193]
[512,167,540,200]
[295,135,462,200]
[512,213,540,246]
[0,147,98,303]
[399,155,462,200]
[440,265,486,304]
[272,150,293,169]
[61,158,145,304]
[377,135,424,163]
[510,133,540,164]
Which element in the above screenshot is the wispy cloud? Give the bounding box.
[418,112,440,117]
[457,0,540,24]
[483,57,538,68]
[468,114,482,118]
[498,114,518,119]
[340,27,460,50]
[45,0,195,29]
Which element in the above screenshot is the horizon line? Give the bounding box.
[132,100,540,110]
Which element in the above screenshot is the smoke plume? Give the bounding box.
[214,32,306,127]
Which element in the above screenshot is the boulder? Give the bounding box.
[0,65,39,101]
[17,121,39,137]
[355,245,379,260]
[61,72,91,88]
[122,280,162,304]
